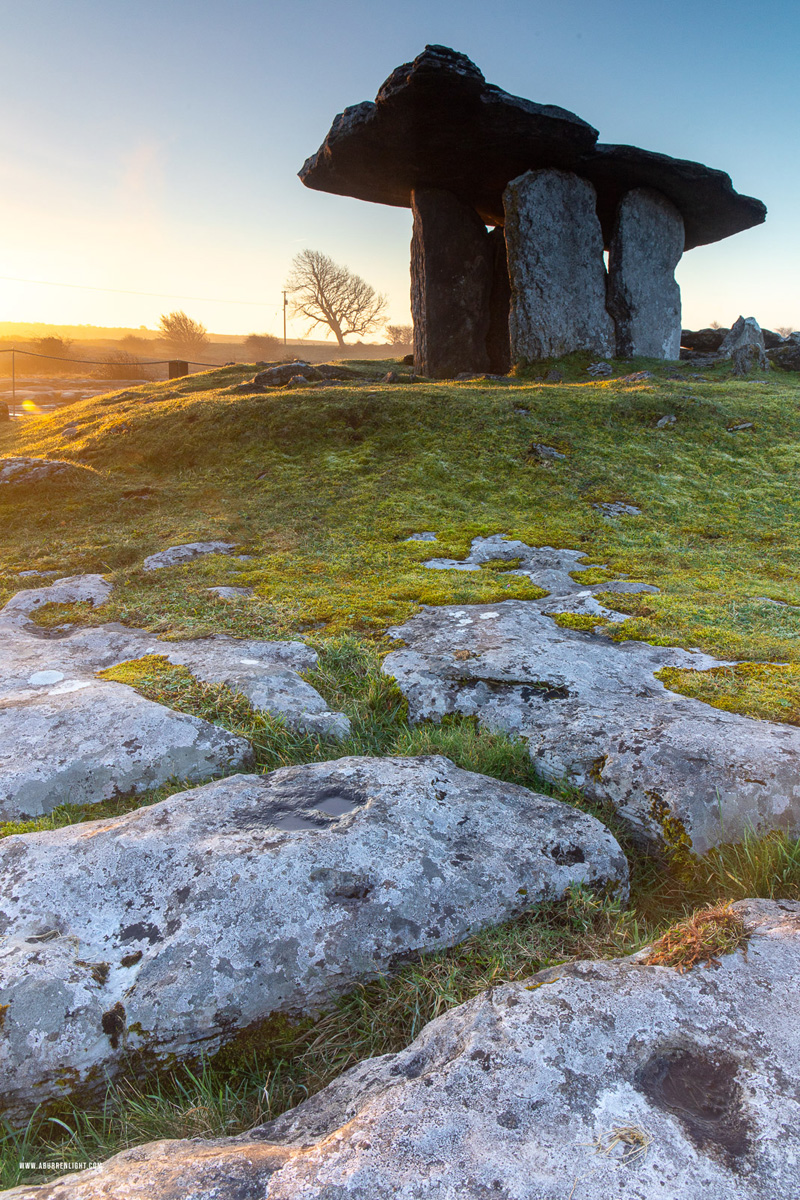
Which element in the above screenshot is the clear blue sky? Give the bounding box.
[1,0,797,337]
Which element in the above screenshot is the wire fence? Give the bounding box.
[0,347,223,419]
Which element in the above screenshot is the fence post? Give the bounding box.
[11,349,15,415]
[168,360,189,379]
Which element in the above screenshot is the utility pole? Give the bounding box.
[283,291,288,346]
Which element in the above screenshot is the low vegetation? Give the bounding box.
[1,353,799,1185]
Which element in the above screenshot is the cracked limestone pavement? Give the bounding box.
[0,574,350,818]
[386,537,800,853]
[5,899,798,1200]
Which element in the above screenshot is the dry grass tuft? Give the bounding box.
[645,902,748,972]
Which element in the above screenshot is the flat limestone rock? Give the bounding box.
[607,188,684,359]
[579,143,766,251]
[504,170,615,360]
[381,544,800,852]
[0,755,627,1122]
[142,541,237,570]
[422,534,657,602]
[0,457,95,487]
[300,45,597,227]
[0,576,350,817]
[11,899,800,1200]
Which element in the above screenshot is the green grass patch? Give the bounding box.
[656,662,800,725]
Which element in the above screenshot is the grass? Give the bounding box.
[1,354,800,1185]
[656,661,800,725]
[644,902,749,971]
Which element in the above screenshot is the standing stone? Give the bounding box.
[410,188,493,377]
[504,169,615,361]
[607,187,684,359]
[719,315,766,359]
[486,225,512,374]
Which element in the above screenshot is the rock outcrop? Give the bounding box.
[9,899,799,1200]
[0,755,627,1121]
[607,187,684,359]
[768,331,800,371]
[0,457,95,486]
[0,575,350,818]
[142,541,236,570]
[504,170,614,360]
[386,539,800,854]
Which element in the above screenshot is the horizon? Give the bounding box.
[1,1,798,336]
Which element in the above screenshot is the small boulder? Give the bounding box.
[731,342,769,375]
[593,500,642,516]
[681,327,729,352]
[768,332,800,372]
[253,361,322,387]
[528,442,567,462]
[382,369,399,383]
[586,361,613,376]
[142,542,236,571]
[718,315,765,359]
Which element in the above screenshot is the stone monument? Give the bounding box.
[300,46,766,376]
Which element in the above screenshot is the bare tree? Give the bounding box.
[386,323,413,347]
[285,250,387,347]
[776,325,797,338]
[158,311,210,359]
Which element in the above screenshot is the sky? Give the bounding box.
[1,0,798,339]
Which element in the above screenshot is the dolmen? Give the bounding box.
[301,45,766,376]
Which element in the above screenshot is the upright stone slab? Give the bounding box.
[607,187,684,359]
[410,188,493,378]
[486,225,512,374]
[504,169,614,361]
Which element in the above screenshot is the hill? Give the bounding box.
[0,353,799,1182]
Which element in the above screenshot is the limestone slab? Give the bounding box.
[384,542,800,853]
[0,755,627,1122]
[607,187,684,359]
[9,899,799,1200]
[0,576,350,817]
[504,169,615,361]
[141,542,236,571]
[0,457,94,487]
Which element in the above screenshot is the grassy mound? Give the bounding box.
[2,355,800,1185]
